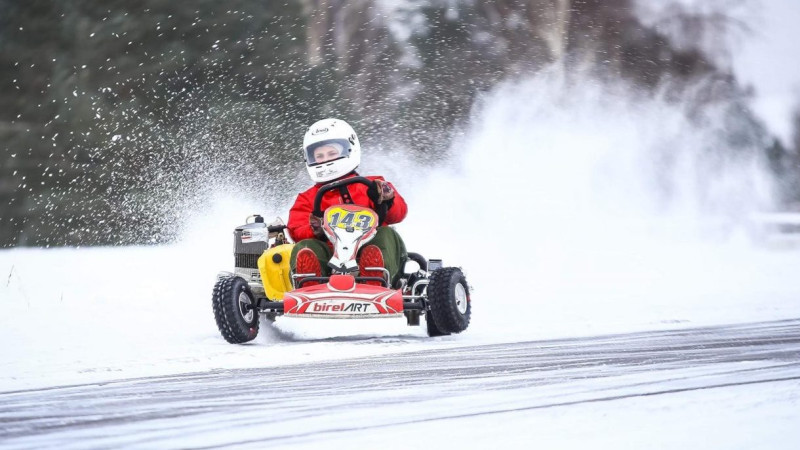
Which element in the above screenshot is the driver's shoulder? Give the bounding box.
[295,184,320,203]
[305,181,327,192]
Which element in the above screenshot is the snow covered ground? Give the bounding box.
[1,319,799,449]
[2,231,799,394]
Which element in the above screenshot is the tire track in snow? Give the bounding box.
[1,319,799,448]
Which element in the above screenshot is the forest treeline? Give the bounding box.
[0,0,797,246]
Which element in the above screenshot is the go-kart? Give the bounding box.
[212,177,471,343]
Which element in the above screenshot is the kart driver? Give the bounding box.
[287,118,408,286]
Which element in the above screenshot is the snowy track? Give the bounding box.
[2,319,799,449]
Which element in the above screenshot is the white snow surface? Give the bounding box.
[3,71,800,447]
[0,244,446,391]
[3,239,797,394]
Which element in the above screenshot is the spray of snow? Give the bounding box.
[381,68,788,339]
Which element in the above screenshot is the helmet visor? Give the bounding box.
[305,139,351,166]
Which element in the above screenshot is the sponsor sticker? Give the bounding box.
[240,229,268,243]
[310,300,373,314]
[316,167,336,178]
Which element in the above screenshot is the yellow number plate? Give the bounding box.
[325,206,377,230]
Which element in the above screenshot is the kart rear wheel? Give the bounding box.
[212,276,259,344]
[426,267,471,336]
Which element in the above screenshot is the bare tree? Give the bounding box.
[647,0,755,72]
[479,0,571,63]
[301,0,397,111]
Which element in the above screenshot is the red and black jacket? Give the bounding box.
[287,173,408,242]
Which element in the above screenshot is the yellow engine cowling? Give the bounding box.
[257,244,295,301]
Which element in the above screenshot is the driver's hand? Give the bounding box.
[373,179,395,204]
[309,213,326,240]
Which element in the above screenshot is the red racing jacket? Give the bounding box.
[287,173,408,242]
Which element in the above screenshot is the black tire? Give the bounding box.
[425,313,449,337]
[212,276,259,344]
[426,267,471,336]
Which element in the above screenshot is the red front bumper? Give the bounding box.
[283,274,404,318]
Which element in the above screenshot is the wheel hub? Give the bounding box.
[238,291,254,322]
[454,283,468,314]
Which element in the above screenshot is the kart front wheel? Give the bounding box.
[212,276,260,344]
[426,267,471,336]
[425,312,449,337]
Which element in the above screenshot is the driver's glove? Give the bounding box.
[372,179,395,204]
[309,213,326,240]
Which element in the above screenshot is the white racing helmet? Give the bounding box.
[302,118,361,183]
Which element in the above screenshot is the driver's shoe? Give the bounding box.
[358,245,385,286]
[295,248,322,287]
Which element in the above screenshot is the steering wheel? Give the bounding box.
[312,176,388,225]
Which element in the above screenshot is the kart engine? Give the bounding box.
[233,215,267,283]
